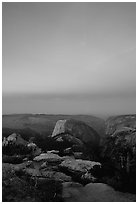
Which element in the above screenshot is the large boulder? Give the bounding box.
[3,133,28,146]
[60,158,101,174]
[47,150,59,154]
[2,133,41,158]
[33,153,63,163]
[59,158,101,184]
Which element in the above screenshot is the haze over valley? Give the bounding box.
[3,2,136,116]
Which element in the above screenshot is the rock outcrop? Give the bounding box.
[2,115,136,201]
[60,158,101,174]
[2,133,41,158]
[33,153,63,163]
[59,158,101,184]
[3,133,28,146]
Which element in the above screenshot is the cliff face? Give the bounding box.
[51,119,101,159]
[105,115,136,135]
[100,115,136,193]
[52,120,67,137]
[2,114,105,138]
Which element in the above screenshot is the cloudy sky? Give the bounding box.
[2,2,136,115]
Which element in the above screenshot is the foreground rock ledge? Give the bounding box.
[62,182,136,202]
[60,158,101,174]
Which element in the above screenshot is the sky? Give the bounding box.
[2,2,136,116]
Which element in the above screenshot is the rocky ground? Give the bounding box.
[2,115,136,202]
